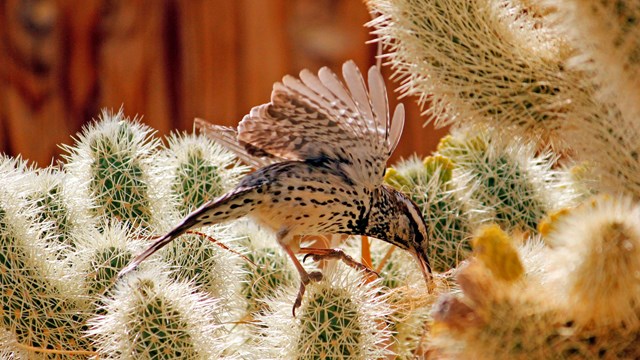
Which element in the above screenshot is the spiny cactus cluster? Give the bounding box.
[343,237,432,358]
[369,0,640,197]
[157,133,247,216]
[0,157,92,358]
[3,0,640,357]
[432,203,640,359]
[22,167,93,256]
[549,0,640,120]
[544,196,640,330]
[384,129,576,273]
[62,110,165,231]
[255,263,393,360]
[368,0,578,139]
[385,155,475,272]
[0,110,257,359]
[230,220,296,315]
[88,269,228,360]
[0,111,427,359]
[369,0,640,357]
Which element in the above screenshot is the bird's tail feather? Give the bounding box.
[118,187,256,277]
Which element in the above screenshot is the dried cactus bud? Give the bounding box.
[472,224,524,283]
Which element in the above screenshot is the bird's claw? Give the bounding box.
[300,247,379,278]
[308,270,323,282]
[292,283,305,317]
[292,270,324,316]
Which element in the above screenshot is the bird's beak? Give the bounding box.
[412,248,435,293]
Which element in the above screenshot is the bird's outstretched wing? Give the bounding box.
[198,60,404,187]
[194,120,281,169]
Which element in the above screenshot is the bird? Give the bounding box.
[119,60,433,314]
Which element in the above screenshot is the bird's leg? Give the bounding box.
[276,228,322,316]
[299,247,379,278]
[281,245,323,316]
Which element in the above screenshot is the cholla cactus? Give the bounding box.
[549,0,640,121]
[344,237,431,358]
[431,262,564,359]
[544,195,640,329]
[160,225,246,319]
[385,155,475,272]
[431,225,563,359]
[7,0,640,353]
[367,0,589,141]
[368,0,640,198]
[62,109,165,230]
[437,129,574,233]
[566,99,640,197]
[256,264,392,360]
[71,221,147,300]
[546,2,640,198]
[0,157,91,357]
[23,167,94,256]
[433,213,640,358]
[157,133,249,216]
[231,220,296,314]
[88,269,229,359]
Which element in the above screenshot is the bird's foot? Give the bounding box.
[300,247,379,278]
[292,270,323,316]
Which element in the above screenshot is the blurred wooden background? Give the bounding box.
[0,0,447,167]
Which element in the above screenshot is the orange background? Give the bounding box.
[0,0,447,167]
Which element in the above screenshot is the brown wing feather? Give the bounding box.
[236,61,405,187]
[194,118,282,169]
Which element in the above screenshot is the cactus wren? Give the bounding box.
[120,61,433,314]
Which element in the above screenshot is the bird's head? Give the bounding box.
[367,186,433,288]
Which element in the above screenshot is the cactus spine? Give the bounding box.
[23,167,94,259]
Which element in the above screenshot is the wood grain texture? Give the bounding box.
[99,0,173,134]
[0,0,444,166]
[1,0,73,165]
[177,0,240,130]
